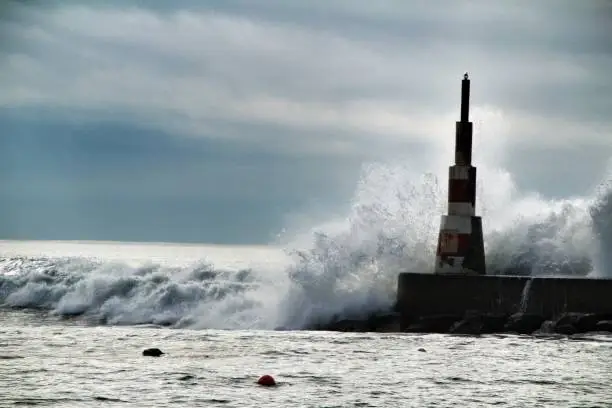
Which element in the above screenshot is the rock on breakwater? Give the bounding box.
[310,311,612,336]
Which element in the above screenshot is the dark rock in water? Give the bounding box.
[504,313,545,335]
[535,320,555,334]
[595,320,612,333]
[449,318,481,335]
[554,324,577,335]
[310,311,399,332]
[417,348,426,352]
[554,312,582,327]
[483,314,510,333]
[554,313,594,333]
[553,313,611,333]
[404,315,461,333]
[366,312,400,332]
[573,314,602,333]
[578,314,612,332]
[323,319,365,332]
[450,313,508,335]
[142,348,164,357]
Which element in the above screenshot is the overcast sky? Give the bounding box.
[0,0,611,244]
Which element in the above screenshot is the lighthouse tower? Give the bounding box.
[434,73,486,275]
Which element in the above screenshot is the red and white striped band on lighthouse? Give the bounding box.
[447,165,476,216]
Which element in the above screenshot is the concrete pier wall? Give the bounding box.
[396,272,612,324]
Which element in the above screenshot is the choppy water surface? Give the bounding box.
[0,311,610,407]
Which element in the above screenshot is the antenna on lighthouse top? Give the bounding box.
[461,73,470,122]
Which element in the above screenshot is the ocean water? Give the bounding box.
[1,309,611,407]
[2,156,612,406]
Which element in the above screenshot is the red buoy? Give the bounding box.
[257,374,276,386]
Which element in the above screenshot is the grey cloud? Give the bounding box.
[176,0,612,123]
[1,1,611,188]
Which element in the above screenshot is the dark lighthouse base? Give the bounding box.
[394,272,612,335]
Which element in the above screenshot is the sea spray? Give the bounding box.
[589,176,612,277]
[519,278,533,313]
[275,160,607,329]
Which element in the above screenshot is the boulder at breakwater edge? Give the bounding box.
[308,312,400,333]
[310,311,612,336]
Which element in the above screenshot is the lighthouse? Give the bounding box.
[395,74,612,336]
[434,73,486,275]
